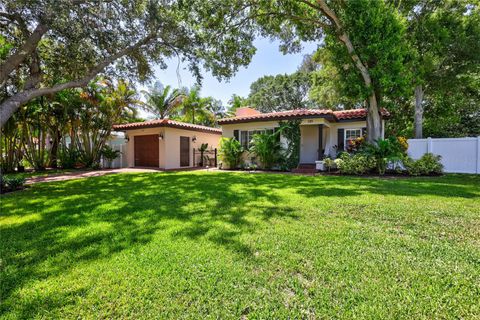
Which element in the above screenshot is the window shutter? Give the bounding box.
[273,127,281,142]
[362,127,367,137]
[337,128,345,151]
[233,130,239,141]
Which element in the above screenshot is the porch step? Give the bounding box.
[292,168,317,174]
[297,163,316,169]
[292,163,317,174]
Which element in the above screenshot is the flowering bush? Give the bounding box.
[397,136,408,153]
[346,136,366,153]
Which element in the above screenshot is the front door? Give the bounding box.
[134,134,159,167]
[180,136,190,167]
[299,125,318,163]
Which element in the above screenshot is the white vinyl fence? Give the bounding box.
[407,137,480,174]
[102,133,128,169]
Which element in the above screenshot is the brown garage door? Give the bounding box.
[134,134,159,167]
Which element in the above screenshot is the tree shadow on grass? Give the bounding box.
[0,171,478,317]
[0,171,301,315]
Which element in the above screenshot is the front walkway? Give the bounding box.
[25,168,162,185]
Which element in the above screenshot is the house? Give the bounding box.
[113,119,221,170]
[218,107,389,165]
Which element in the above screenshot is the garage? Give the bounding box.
[134,134,159,167]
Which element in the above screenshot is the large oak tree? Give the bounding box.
[250,0,411,142]
[0,0,256,127]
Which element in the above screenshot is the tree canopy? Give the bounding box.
[247,72,312,112]
[0,0,256,126]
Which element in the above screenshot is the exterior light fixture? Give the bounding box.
[192,135,197,143]
[159,133,164,140]
[125,135,130,142]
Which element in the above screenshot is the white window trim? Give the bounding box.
[239,129,275,149]
[344,128,363,149]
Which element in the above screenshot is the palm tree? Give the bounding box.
[178,85,205,125]
[142,83,182,119]
[227,94,247,116]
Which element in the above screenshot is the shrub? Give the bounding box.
[278,119,301,170]
[346,136,366,153]
[336,153,376,175]
[101,145,121,168]
[0,175,26,193]
[404,153,443,176]
[362,137,404,175]
[0,175,6,192]
[250,131,282,170]
[58,147,81,169]
[323,157,336,172]
[218,137,243,169]
[397,136,408,153]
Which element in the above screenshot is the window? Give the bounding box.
[239,129,274,149]
[345,129,362,149]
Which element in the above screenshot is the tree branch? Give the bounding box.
[315,0,372,87]
[0,33,157,127]
[0,23,49,85]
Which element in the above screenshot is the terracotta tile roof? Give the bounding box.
[218,108,390,124]
[113,119,222,134]
[218,109,335,124]
[333,108,390,120]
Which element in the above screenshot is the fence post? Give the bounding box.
[477,136,480,174]
[214,148,217,167]
[427,137,433,153]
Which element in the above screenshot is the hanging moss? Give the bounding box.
[278,119,301,170]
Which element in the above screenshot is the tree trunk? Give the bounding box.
[366,93,382,143]
[414,84,424,139]
[49,130,61,168]
[316,0,382,143]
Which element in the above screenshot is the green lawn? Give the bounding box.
[1,172,479,319]
[3,168,77,180]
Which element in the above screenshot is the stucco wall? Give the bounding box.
[124,127,165,168]
[221,118,373,161]
[122,127,220,169]
[163,127,221,170]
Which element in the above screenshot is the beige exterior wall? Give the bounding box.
[221,117,383,162]
[163,127,220,170]
[124,127,166,168]
[123,127,220,169]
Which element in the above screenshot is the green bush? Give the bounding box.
[101,145,121,168]
[0,175,26,193]
[362,137,404,175]
[404,153,443,176]
[250,131,282,170]
[335,153,376,175]
[278,119,301,170]
[218,138,243,169]
[58,147,81,169]
[323,157,336,172]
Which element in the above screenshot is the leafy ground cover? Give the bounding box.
[1,172,479,319]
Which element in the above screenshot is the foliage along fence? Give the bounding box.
[102,137,128,169]
[407,137,480,174]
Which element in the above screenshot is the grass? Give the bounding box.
[1,171,479,319]
[3,168,77,180]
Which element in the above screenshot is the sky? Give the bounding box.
[150,37,318,106]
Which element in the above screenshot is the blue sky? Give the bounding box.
[150,38,318,106]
